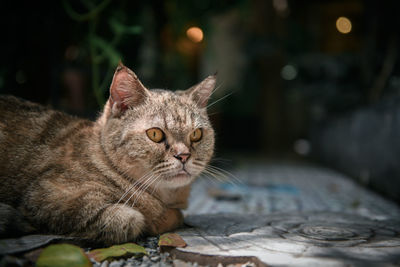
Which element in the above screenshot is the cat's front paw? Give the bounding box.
[148,208,183,236]
[89,204,146,244]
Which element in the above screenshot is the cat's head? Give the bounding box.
[98,63,215,188]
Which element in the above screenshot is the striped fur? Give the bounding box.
[0,64,215,244]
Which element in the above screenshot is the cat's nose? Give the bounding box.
[174,153,191,163]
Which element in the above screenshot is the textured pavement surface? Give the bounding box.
[171,162,400,266]
[186,162,400,219]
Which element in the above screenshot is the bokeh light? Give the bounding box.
[336,17,352,34]
[293,139,311,156]
[186,27,204,43]
[281,64,297,80]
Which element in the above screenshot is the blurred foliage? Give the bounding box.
[63,0,142,106]
[2,0,400,154]
[61,0,247,107]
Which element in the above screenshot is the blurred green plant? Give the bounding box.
[62,0,142,106]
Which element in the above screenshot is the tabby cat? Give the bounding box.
[0,63,215,244]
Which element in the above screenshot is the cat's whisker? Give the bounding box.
[100,169,157,231]
[203,168,227,182]
[114,170,153,206]
[201,171,221,182]
[207,111,220,116]
[207,165,242,184]
[195,162,231,181]
[131,174,161,208]
[194,162,225,182]
[210,157,233,164]
[191,164,213,181]
[194,165,221,181]
[202,165,242,187]
[210,81,225,97]
[201,82,225,108]
[149,177,163,197]
[200,170,225,185]
[125,173,158,207]
[117,170,155,204]
[204,171,231,185]
[200,166,225,180]
[125,163,170,208]
[126,166,167,208]
[206,91,234,109]
[130,173,164,209]
[193,79,222,107]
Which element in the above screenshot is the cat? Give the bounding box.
[0,62,216,244]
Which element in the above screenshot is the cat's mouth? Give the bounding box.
[168,169,191,180]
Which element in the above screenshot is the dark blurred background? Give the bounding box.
[1,0,400,202]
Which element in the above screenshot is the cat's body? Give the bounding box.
[0,63,215,244]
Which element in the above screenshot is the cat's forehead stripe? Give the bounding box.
[164,109,192,131]
[132,90,209,132]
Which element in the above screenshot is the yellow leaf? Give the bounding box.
[158,233,187,248]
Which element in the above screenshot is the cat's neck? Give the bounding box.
[88,124,134,189]
[153,185,191,209]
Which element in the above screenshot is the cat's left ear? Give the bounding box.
[108,62,149,116]
[184,74,216,109]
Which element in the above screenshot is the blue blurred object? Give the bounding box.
[219,182,299,195]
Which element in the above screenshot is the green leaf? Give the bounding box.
[90,36,121,65]
[36,244,91,267]
[123,25,142,35]
[87,243,147,262]
[158,233,187,248]
[110,18,142,35]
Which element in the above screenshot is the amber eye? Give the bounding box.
[190,128,203,142]
[146,128,165,143]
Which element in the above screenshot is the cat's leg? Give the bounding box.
[25,186,146,244]
[83,204,146,244]
[130,192,184,236]
[89,200,183,243]
[26,182,180,243]
[147,207,184,236]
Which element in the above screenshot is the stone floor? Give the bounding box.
[170,161,400,266]
[185,162,400,219]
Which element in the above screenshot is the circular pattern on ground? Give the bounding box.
[281,222,373,246]
[299,225,358,240]
[174,212,400,266]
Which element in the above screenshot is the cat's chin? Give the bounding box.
[161,171,194,188]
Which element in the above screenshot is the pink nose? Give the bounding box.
[174,153,191,163]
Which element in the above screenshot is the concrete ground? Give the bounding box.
[171,161,400,266]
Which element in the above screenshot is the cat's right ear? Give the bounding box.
[108,62,149,116]
[184,74,217,109]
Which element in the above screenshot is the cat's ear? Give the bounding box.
[185,74,216,108]
[108,62,148,116]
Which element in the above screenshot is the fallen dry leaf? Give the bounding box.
[158,233,187,248]
[87,243,147,262]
